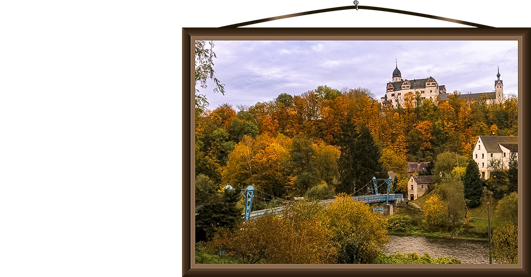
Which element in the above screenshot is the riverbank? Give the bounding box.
[388,230,488,241]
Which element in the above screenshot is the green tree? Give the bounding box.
[195,174,219,206]
[337,124,382,195]
[432,151,469,183]
[486,169,509,199]
[195,187,242,242]
[463,160,483,208]
[438,175,466,227]
[275,93,293,107]
[289,134,321,195]
[315,85,342,100]
[508,150,518,193]
[354,125,383,188]
[491,223,518,264]
[228,117,259,143]
[195,242,238,264]
[495,192,518,226]
[337,118,359,194]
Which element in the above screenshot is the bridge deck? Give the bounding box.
[247,194,404,220]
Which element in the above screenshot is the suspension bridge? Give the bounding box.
[234,177,404,221]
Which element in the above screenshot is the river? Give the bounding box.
[383,235,492,264]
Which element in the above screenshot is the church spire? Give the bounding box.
[497,66,501,80]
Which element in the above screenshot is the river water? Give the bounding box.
[383,235,492,264]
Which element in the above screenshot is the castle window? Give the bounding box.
[504,152,506,157]
[482,154,484,159]
[475,154,477,159]
[482,162,485,168]
[491,153,493,157]
[398,93,401,96]
[411,185,413,190]
[391,93,395,97]
[421,185,423,189]
[430,90,432,93]
[421,90,425,93]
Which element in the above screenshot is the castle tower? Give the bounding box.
[392,62,402,82]
[495,67,504,104]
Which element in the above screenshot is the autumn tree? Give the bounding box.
[251,140,291,198]
[423,194,448,228]
[463,160,483,208]
[314,142,340,188]
[326,194,389,263]
[379,147,407,180]
[221,135,272,191]
[206,201,337,264]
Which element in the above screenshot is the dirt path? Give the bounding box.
[408,202,423,211]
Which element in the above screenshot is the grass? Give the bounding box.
[409,190,435,209]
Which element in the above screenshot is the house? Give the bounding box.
[407,175,433,200]
[407,162,430,176]
[472,136,518,179]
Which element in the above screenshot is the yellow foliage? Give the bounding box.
[423,195,448,227]
[325,194,389,262]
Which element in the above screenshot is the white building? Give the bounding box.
[407,175,432,200]
[381,64,504,108]
[381,63,446,108]
[472,136,518,179]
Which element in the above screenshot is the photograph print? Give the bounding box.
[193,39,519,265]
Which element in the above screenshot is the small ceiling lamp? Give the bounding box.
[348,0,364,19]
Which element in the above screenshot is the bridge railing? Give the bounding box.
[244,194,404,220]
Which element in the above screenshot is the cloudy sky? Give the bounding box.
[199,40,518,109]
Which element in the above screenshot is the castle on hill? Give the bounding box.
[380,63,504,108]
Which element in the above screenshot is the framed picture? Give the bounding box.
[187,3,529,276]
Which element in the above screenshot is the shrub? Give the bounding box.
[387,214,413,233]
[304,183,335,201]
[376,252,461,264]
